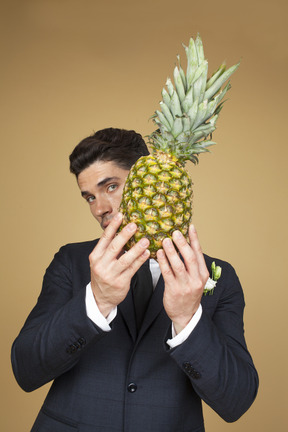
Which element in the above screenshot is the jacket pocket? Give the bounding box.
[31,409,79,432]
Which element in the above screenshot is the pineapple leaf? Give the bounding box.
[149,34,239,162]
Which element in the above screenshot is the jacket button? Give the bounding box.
[66,344,77,354]
[78,337,86,346]
[127,383,137,393]
[183,361,192,372]
[183,362,201,379]
[191,370,201,379]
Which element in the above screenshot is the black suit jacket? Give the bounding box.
[11,240,258,432]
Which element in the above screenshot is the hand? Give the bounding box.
[156,225,209,335]
[89,212,150,317]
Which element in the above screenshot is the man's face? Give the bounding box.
[77,160,129,230]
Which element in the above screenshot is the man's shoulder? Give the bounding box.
[59,239,99,256]
[203,253,234,271]
[49,239,100,268]
[203,253,240,286]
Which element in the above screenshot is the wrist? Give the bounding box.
[172,306,200,335]
[167,305,202,348]
[95,299,114,319]
[91,290,114,319]
[173,320,190,336]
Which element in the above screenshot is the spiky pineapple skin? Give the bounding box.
[119,151,193,259]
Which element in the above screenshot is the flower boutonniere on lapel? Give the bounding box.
[203,261,222,296]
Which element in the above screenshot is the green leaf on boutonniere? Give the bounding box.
[203,261,222,296]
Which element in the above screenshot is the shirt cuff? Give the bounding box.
[166,304,202,349]
[85,282,117,331]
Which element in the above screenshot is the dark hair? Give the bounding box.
[69,127,150,177]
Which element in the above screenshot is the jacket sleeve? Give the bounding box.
[169,260,259,422]
[11,244,105,392]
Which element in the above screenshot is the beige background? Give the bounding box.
[1,0,287,430]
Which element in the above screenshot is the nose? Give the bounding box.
[92,196,112,219]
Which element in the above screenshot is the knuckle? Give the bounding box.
[187,276,202,292]
[91,262,101,278]
[189,254,197,264]
[195,275,206,291]
[195,280,203,291]
[108,236,123,254]
[89,251,99,266]
[162,266,173,278]
[109,242,119,254]
[174,261,185,274]
[117,258,129,272]
[88,251,94,263]
[101,230,113,242]
[203,269,209,281]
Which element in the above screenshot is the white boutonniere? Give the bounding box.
[203,261,222,296]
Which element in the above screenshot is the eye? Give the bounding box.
[107,184,118,192]
[86,195,95,203]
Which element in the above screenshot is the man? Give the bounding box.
[12,128,258,431]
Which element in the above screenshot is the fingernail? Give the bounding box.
[139,237,149,248]
[142,249,150,258]
[126,223,137,232]
[173,230,182,239]
[163,238,173,248]
[115,212,123,221]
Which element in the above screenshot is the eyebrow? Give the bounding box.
[80,176,121,197]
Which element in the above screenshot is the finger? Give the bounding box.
[118,237,150,268]
[171,230,205,283]
[188,225,209,279]
[156,248,175,283]
[172,230,196,266]
[94,213,137,261]
[104,222,138,261]
[94,212,123,256]
[160,238,189,284]
[119,240,151,277]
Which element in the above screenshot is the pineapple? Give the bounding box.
[119,34,239,259]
